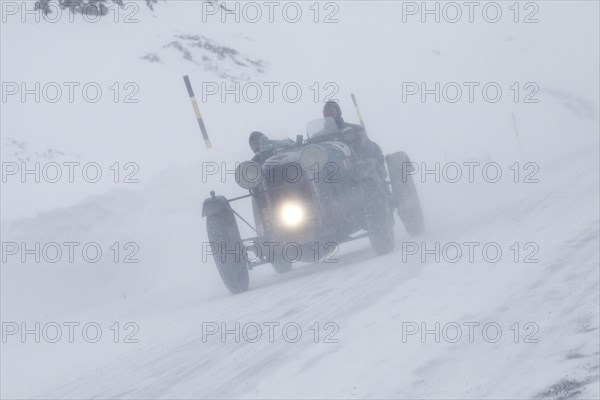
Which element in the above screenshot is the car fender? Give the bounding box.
[202,195,232,217]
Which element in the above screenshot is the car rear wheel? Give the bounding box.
[386,151,425,236]
[363,180,395,255]
[206,212,249,294]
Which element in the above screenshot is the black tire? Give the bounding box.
[386,152,425,236]
[363,179,395,255]
[206,212,249,294]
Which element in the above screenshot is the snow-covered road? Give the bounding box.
[3,143,598,399]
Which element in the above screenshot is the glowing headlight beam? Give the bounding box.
[279,202,305,228]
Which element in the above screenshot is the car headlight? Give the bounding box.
[299,145,327,170]
[235,160,262,190]
[278,201,305,228]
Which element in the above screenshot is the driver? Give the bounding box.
[322,101,386,178]
[323,100,362,131]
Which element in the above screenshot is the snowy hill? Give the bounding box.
[1,1,599,398]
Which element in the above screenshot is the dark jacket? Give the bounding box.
[335,117,386,178]
[335,118,384,162]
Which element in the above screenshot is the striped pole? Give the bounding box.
[183,75,212,149]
